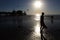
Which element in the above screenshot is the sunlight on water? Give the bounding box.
[27,15,41,40]
[34,22,40,37]
[25,15,41,40]
[34,14,41,36]
[34,14,41,21]
[26,22,41,40]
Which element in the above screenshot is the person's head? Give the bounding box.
[42,12,44,16]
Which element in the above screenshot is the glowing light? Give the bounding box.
[36,14,40,17]
[33,1,42,8]
[35,26,40,33]
[34,14,41,21]
[34,23,40,36]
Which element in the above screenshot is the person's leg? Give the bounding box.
[43,36,47,40]
[41,34,43,40]
[40,23,42,29]
[43,23,47,29]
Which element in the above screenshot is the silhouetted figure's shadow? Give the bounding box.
[40,12,47,40]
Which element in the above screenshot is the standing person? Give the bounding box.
[40,12,47,40]
[40,12,44,29]
[40,12,47,29]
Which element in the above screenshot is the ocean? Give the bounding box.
[0,15,60,40]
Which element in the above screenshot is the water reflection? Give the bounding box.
[26,22,40,40]
[34,22,40,37]
[25,14,41,40]
[34,14,41,21]
[34,14,41,37]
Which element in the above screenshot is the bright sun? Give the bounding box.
[34,1,42,8]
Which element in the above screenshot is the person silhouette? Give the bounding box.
[40,12,47,40]
[40,12,44,29]
[40,12,47,29]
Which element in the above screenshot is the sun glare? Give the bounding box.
[35,26,40,33]
[34,14,41,21]
[34,23,40,36]
[34,1,42,8]
[36,14,40,17]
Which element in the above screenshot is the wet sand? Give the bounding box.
[0,15,60,40]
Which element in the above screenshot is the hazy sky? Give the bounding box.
[0,0,60,15]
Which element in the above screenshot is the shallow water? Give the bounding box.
[0,15,60,40]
